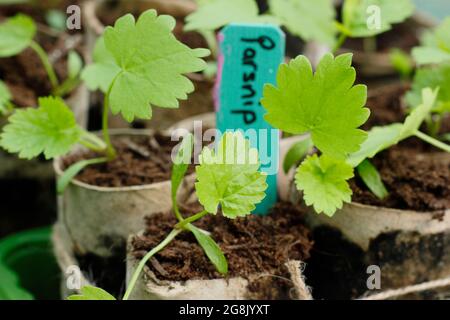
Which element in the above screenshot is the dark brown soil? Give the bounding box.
[364,83,408,130]
[131,202,313,287]
[63,133,193,187]
[351,145,450,212]
[0,5,84,108]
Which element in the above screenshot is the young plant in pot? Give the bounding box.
[82,0,212,130]
[406,16,450,140]
[0,9,86,240]
[261,52,450,299]
[184,0,336,75]
[0,13,87,126]
[331,0,421,78]
[68,132,314,300]
[0,9,210,259]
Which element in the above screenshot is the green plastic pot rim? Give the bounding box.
[0,227,51,260]
[54,128,174,193]
[0,227,53,300]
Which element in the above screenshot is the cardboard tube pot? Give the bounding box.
[290,161,450,293]
[125,233,310,300]
[54,129,196,258]
[52,223,92,298]
[82,0,213,130]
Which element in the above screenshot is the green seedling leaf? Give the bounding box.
[262,53,369,159]
[347,123,402,167]
[0,14,36,57]
[400,87,438,140]
[171,134,194,216]
[0,96,83,159]
[68,50,83,79]
[412,18,450,65]
[406,65,450,114]
[57,157,108,194]
[295,154,354,216]
[67,286,116,300]
[45,9,67,32]
[348,88,438,167]
[186,224,228,274]
[195,131,268,218]
[101,10,209,122]
[185,0,260,32]
[81,36,121,93]
[283,137,313,173]
[342,0,414,38]
[389,48,413,78]
[0,81,12,114]
[356,159,388,199]
[269,0,336,46]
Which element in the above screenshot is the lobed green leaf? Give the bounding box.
[0,96,83,159]
[195,131,268,218]
[104,10,209,122]
[269,0,336,46]
[0,14,36,57]
[261,53,370,159]
[295,154,354,216]
[342,0,414,38]
[185,0,261,32]
[81,36,121,93]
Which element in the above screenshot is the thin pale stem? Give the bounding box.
[173,200,184,223]
[363,36,377,53]
[29,40,59,90]
[175,210,208,230]
[415,130,450,153]
[333,33,347,54]
[53,77,80,97]
[79,131,107,152]
[102,85,117,160]
[122,228,182,300]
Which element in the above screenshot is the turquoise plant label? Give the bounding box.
[216,23,285,214]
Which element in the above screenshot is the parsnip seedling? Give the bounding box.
[406,64,450,139]
[68,132,268,300]
[412,18,450,66]
[0,14,82,97]
[185,0,336,47]
[262,53,450,216]
[334,0,415,52]
[185,0,414,54]
[0,10,209,193]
